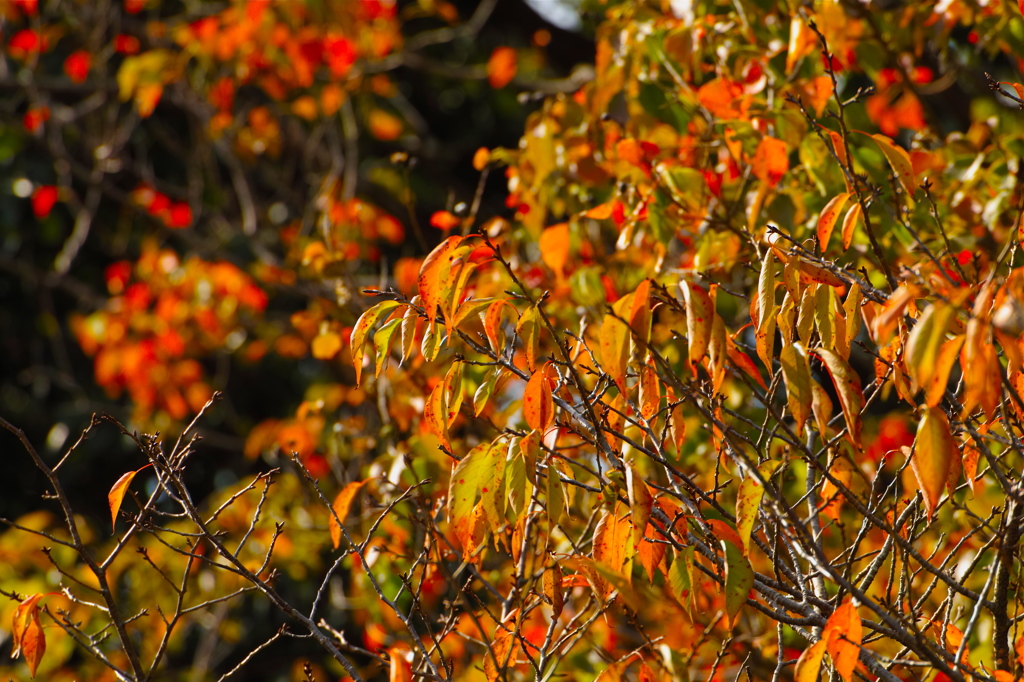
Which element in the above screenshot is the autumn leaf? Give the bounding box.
[841,202,862,250]
[681,280,713,372]
[540,223,570,277]
[524,363,555,431]
[723,537,754,629]
[11,594,46,677]
[448,443,499,557]
[329,480,367,549]
[817,192,852,251]
[736,460,782,556]
[350,300,404,386]
[814,349,865,447]
[109,465,151,531]
[752,136,789,186]
[859,131,916,198]
[600,295,633,392]
[912,406,956,520]
[487,47,518,89]
[418,235,463,324]
[794,639,827,682]
[779,343,812,433]
[824,598,862,681]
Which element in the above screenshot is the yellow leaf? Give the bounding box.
[780,342,812,433]
[311,331,342,360]
[860,131,917,198]
[736,460,782,556]
[795,639,827,682]
[904,302,955,393]
[350,300,403,386]
[681,281,713,372]
[912,406,956,520]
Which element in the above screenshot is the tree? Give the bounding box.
[4,0,1024,680]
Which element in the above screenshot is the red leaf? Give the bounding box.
[31,186,58,219]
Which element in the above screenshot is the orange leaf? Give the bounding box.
[472,147,491,171]
[329,480,367,549]
[429,210,461,231]
[824,598,862,681]
[418,236,463,324]
[487,47,518,89]
[841,202,862,250]
[752,136,789,186]
[539,223,570,276]
[524,364,555,431]
[389,646,413,682]
[816,192,852,251]
[109,467,148,531]
[12,594,46,678]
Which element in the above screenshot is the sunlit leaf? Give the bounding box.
[681,280,713,373]
[814,349,865,447]
[418,235,463,324]
[351,300,403,386]
[524,363,555,431]
[449,443,498,556]
[817,192,852,251]
[824,598,862,681]
[912,406,956,520]
[752,136,789,186]
[780,343,812,433]
[736,460,782,556]
[859,131,916,198]
[794,639,827,682]
[540,223,570,277]
[108,467,145,532]
[329,480,367,549]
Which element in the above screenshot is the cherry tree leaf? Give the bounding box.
[330,480,367,549]
[540,223,570,276]
[109,466,150,532]
[681,280,714,372]
[814,349,865,447]
[860,131,917,197]
[795,639,827,682]
[824,597,862,681]
[780,342,812,433]
[817,192,852,251]
[524,363,555,432]
[351,300,404,386]
[736,460,782,556]
[418,235,463,324]
[912,406,956,520]
[841,201,862,250]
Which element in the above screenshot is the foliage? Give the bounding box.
[6,0,1024,681]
